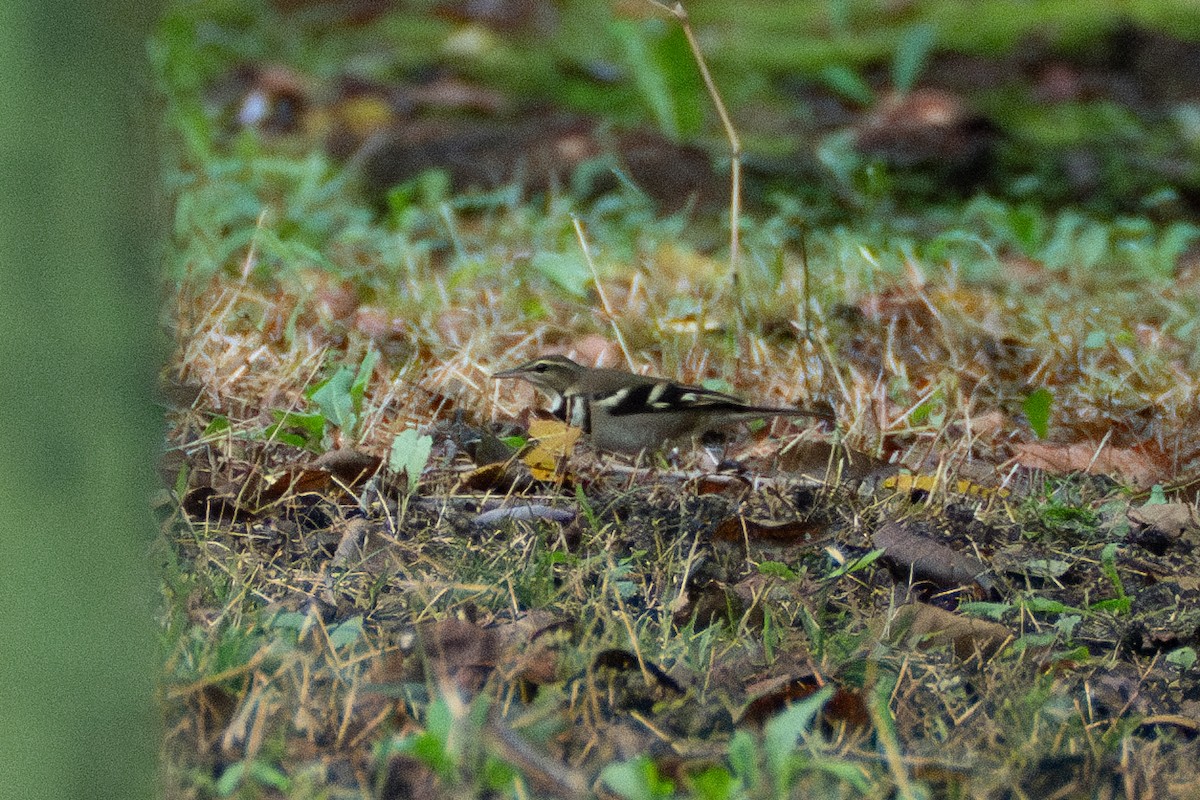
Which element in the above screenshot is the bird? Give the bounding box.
[492,355,833,455]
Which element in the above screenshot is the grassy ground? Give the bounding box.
[155,2,1200,797]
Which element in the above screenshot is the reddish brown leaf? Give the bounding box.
[741,675,869,732]
[312,448,384,487]
[1013,440,1169,488]
[714,516,833,547]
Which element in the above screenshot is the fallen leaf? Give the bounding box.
[524,418,581,482]
[1013,440,1168,488]
[472,504,576,529]
[873,520,991,597]
[888,602,1012,660]
[1128,502,1200,543]
[312,448,383,487]
[714,516,834,547]
[741,676,869,732]
[883,473,1009,499]
[420,618,499,695]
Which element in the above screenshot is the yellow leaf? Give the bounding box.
[524,419,582,481]
[883,473,1009,499]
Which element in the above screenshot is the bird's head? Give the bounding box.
[491,355,584,395]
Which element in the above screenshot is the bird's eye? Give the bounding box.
[533,364,548,373]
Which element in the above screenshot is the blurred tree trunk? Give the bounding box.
[0,2,161,798]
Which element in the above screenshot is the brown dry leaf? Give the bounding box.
[689,473,752,496]
[740,675,869,732]
[873,520,990,596]
[854,88,997,192]
[672,579,745,629]
[1128,502,1200,542]
[889,602,1012,660]
[524,417,581,482]
[496,615,573,687]
[204,450,381,517]
[241,466,331,509]
[420,618,499,695]
[713,516,834,548]
[308,271,360,321]
[330,518,400,576]
[312,448,383,487]
[564,334,624,367]
[777,440,896,485]
[359,115,717,212]
[457,462,511,492]
[1013,440,1169,488]
[182,486,252,523]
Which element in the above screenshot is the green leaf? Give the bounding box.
[351,348,379,409]
[272,409,327,436]
[1090,596,1132,614]
[829,548,884,578]
[309,350,379,438]
[892,23,936,93]
[246,761,290,791]
[1166,646,1197,671]
[1099,541,1127,601]
[390,428,433,492]
[264,409,327,451]
[1023,387,1052,439]
[1006,631,1056,654]
[1054,614,1082,639]
[764,685,833,784]
[531,251,591,299]
[327,615,363,650]
[601,756,675,800]
[215,761,245,797]
[726,730,759,788]
[958,601,1013,620]
[758,561,797,580]
[610,19,702,140]
[690,766,737,800]
[819,65,874,106]
[310,365,357,433]
[1022,595,1084,615]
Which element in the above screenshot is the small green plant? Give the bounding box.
[891,23,937,94]
[390,427,434,496]
[1166,646,1197,672]
[602,755,678,800]
[384,695,521,796]
[214,757,291,797]
[1022,388,1053,439]
[262,409,327,451]
[1091,542,1130,614]
[827,548,885,579]
[310,348,379,440]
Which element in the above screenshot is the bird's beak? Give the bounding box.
[491,366,522,380]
